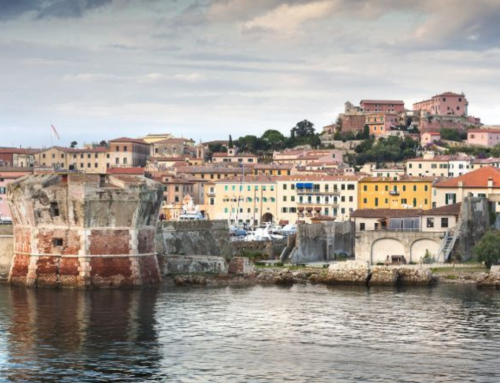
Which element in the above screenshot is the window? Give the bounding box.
[425,185,428,191]
[282,207,288,213]
[283,184,287,190]
[124,146,128,152]
[363,185,367,192]
[224,208,228,213]
[363,198,367,203]
[413,198,417,207]
[263,197,268,202]
[224,186,228,191]
[375,198,378,207]
[441,218,449,228]
[0,187,5,194]
[50,202,60,217]
[210,198,215,206]
[270,197,275,203]
[375,185,378,192]
[349,196,353,202]
[116,146,120,152]
[283,196,287,202]
[52,238,63,247]
[427,218,434,228]
[291,196,295,202]
[341,184,346,190]
[347,184,354,190]
[413,185,417,192]
[360,223,365,231]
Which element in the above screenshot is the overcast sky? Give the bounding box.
[1,0,500,148]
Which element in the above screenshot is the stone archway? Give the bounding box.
[410,239,440,263]
[262,213,274,223]
[371,238,405,264]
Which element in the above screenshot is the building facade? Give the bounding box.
[413,92,468,116]
[358,177,433,210]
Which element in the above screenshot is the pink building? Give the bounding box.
[467,129,500,147]
[365,113,398,136]
[0,167,34,221]
[360,100,405,113]
[413,92,468,116]
[421,132,441,146]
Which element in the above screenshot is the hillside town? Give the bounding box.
[2,91,500,267]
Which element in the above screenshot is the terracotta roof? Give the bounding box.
[360,100,404,104]
[421,203,461,216]
[435,166,500,188]
[46,146,108,153]
[435,92,463,97]
[351,209,422,219]
[468,129,500,134]
[423,132,441,136]
[0,167,35,173]
[0,147,40,154]
[153,138,194,145]
[109,137,148,145]
[360,176,434,182]
[352,204,462,219]
[212,152,258,158]
[107,167,145,175]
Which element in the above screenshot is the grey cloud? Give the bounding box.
[0,0,113,20]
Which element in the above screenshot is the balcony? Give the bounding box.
[296,188,340,195]
[206,191,216,197]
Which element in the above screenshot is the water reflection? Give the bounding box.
[0,286,161,382]
[0,284,499,382]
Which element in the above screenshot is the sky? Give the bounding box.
[1,0,500,148]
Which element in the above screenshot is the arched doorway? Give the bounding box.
[262,213,274,223]
[410,239,440,263]
[371,238,405,264]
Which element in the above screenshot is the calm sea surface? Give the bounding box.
[0,283,499,382]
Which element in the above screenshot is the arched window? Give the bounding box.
[270,197,275,203]
[263,197,268,203]
[246,197,252,202]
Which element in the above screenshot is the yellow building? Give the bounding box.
[35,146,109,173]
[358,176,433,210]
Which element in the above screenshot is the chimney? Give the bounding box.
[488,176,494,193]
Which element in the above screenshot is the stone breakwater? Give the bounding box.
[169,258,438,287]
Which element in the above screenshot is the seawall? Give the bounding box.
[0,225,13,280]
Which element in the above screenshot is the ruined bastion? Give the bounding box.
[7,173,164,288]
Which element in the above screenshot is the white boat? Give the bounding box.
[243,223,284,241]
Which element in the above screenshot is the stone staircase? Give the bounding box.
[437,215,464,262]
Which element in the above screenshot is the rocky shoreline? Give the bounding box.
[168,258,500,289]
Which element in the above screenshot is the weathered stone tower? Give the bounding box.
[7,173,163,288]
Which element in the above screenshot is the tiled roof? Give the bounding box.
[212,152,258,158]
[351,209,423,219]
[109,137,148,145]
[0,147,40,154]
[435,166,500,188]
[107,167,145,175]
[352,204,462,219]
[48,146,108,153]
[153,138,194,145]
[360,176,434,182]
[360,99,404,104]
[421,203,461,216]
[468,129,500,134]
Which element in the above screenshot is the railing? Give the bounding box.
[296,189,341,195]
[359,227,423,232]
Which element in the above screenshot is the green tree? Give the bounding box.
[474,230,500,268]
[261,129,285,150]
[228,135,234,149]
[292,120,315,138]
[440,128,462,141]
[70,141,77,148]
[363,125,370,139]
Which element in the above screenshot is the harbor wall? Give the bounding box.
[0,225,13,280]
[291,221,354,263]
[156,220,235,258]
